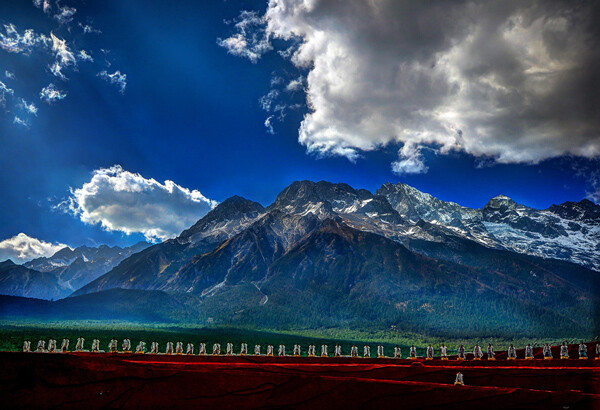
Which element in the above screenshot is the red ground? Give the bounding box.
[1,342,598,409]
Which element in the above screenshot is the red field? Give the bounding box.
[1,343,599,409]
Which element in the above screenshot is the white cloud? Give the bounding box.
[222,1,600,174]
[0,23,48,54]
[217,10,272,63]
[54,6,77,25]
[264,115,275,134]
[78,50,93,62]
[49,32,77,79]
[78,23,102,35]
[391,143,429,175]
[0,80,14,107]
[32,0,52,15]
[64,165,218,242]
[0,233,68,263]
[285,76,304,92]
[13,116,29,127]
[259,89,279,111]
[98,70,127,93]
[20,98,38,115]
[40,83,67,103]
[584,168,600,204]
[5,70,15,79]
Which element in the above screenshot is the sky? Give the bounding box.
[0,0,598,262]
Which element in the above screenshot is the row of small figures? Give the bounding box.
[22,339,599,359]
[453,341,596,360]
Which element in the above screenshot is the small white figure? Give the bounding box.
[440,344,447,360]
[487,344,495,360]
[186,343,194,355]
[212,343,221,355]
[507,344,517,360]
[525,344,534,359]
[457,345,465,360]
[109,338,118,353]
[335,344,342,357]
[543,343,552,359]
[426,345,434,360]
[579,342,588,359]
[473,344,482,360]
[560,341,569,359]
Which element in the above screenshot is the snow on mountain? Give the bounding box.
[378,183,600,271]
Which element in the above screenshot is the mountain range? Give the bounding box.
[0,242,149,299]
[1,181,598,338]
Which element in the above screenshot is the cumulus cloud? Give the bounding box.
[221,0,600,174]
[391,143,429,175]
[0,233,68,263]
[40,83,67,103]
[5,70,14,79]
[63,165,218,242]
[98,70,127,93]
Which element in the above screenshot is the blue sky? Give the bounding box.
[0,0,598,260]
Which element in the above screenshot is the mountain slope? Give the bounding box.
[42,179,598,338]
[73,196,268,296]
[377,183,600,270]
[0,260,64,300]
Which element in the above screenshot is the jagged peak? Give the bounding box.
[491,194,513,201]
[178,195,265,240]
[269,180,371,211]
[484,195,518,209]
[0,259,16,267]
